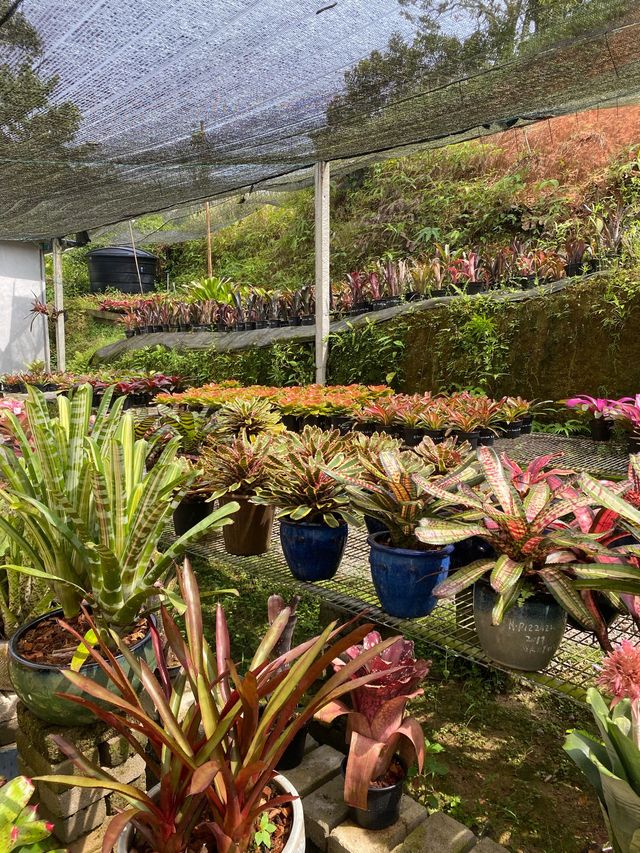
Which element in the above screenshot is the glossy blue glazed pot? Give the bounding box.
[473,582,566,671]
[368,532,453,618]
[9,609,156,726]
[279,519,348,581]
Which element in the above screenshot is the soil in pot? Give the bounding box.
[368,532,452,618]
[10,610,155,725]
[173,495,212,537]
[473,581,566,671]
[341,755,405,830]
[280,519,348,581]
[220,498,274,556]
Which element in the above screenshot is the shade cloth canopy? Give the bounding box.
[1,0,640,240]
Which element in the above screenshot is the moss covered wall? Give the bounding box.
[398,271,640,399]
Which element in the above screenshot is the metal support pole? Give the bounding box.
[205,201,213,277]
[52,237,65,372]
[314,161,330,384]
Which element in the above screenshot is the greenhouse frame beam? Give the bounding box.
[52,237,65,372]
[314,160,330,384]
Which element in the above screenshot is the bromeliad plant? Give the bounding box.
[333,451,479,550]
[316,630,427,810]
[0,776,63,852]
[412,436,473,475]
[415,447,638,631]
[565,641,640,853]
[37,561,404,853]
[214,398,284,439]
[0,384,238,629]
[253,427,360,527]
[200,433,279,500]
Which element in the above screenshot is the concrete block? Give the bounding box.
[108,752,146,784]
[0,691,17,723]
[98,733,134,768]
[394,812,477,853]
[16,702,111,764]
[16,730,99,779]
[304,734,320,755]
[329,795,427,853]
[0,712,18,746]
[286,744,343,797]
[106,772,146,814]
[43,797,107,844]
[474,839,510,852]
[303,774,350,850]
[67,821,109,853]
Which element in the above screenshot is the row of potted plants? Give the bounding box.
[0,369,183,402]
[154,393,640,676]
[157,382,535,447]
[566,393,640,451]
[0,385,431,848]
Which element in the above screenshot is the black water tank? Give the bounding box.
[87,246,158,294]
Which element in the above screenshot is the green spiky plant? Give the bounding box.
[36,560,402,853]
[200,433,279,500]
[415,447,640,629]
[331,450,479,549]
[0,385,238,628]
[0,775,63,852]
[253,427,360,527]
[214,398,284,440]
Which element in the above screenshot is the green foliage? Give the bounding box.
[328,320,406,387]
[0,776,63,852]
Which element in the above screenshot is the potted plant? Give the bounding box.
[316,630,427,829]
[565,642,640,853]
[416,448,638,671]
[565,394,614,442]
[336,451,478,618]
[0,776,64,851]
[201,433,278,556]
[0,384,238,724]
[37,561,401,853]
[214,397,284,439]
[253,427,360,581]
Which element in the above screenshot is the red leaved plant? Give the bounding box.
[35,561,404,853]
[315,630,428,810]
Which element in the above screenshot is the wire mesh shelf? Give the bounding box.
[177,435,634,704]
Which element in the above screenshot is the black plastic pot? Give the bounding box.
[450,536,496,571]
[424,428,446,444]
[590,417,612,442]
[124,329,134,338]
[281,414,300,432]
[300,414,331,430]
[173,496,212,537]
[478,429,495,447]
[629,434,640,455]
[353,422,377,436]
[403,426,427,447]
[330,415,353,434]
[276,721,309,771]
[520,414,533,434]
[495,420,521,439]
[463,282,485,295]
[340,756,405,830]
[452,429,479,450]
[301,316,314,326]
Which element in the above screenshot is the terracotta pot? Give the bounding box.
[220,498,274,556]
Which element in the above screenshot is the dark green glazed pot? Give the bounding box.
[9,609,156,726]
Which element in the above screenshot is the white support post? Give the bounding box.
[314,161,330,384]
[52,237,65,373]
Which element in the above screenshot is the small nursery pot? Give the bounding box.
[340,756,405,830]
[590,417,612,442]
[473,581,566,671]
[281,414,300,432]
[452,429,479,450]
[424,427,446,444]
[368,532,453,618]
[403,426,427,447]
[276,721,309,771]
[220,498,274,556]
[280,519,348,582]
[330,415,353,434]
[173,495,212,537]
[520,414,533,434]
[477,428,495,447]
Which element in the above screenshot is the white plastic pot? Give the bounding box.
[117,774,305,852]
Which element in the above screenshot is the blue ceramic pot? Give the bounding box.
[368,532,453,618]
[279,519,348,581]
[473,582,566,671]
[9,609,156,725]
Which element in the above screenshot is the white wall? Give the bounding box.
[0,241,49,374]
